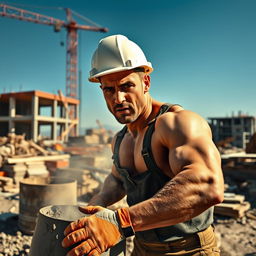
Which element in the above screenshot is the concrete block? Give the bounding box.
[84,135,100,145]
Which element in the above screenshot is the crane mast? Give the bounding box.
[0,4,108,98]
[65,8,78,99]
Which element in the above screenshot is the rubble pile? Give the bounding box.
[0,194,31,256]
[0,230,32,256]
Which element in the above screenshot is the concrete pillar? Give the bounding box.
[32,95,39,142]
[9,97,15,133]
[53,99,57,141]
[64,104,69,142]
[75,103,79,136]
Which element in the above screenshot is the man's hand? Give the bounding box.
[62,206,134,256]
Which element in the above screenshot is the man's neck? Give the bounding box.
[127,98,163,138]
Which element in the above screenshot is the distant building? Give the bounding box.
[0,90,79,142]
[208,115,256,149]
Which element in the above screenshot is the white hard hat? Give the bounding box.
[88,34,153,83]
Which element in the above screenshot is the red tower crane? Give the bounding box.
[0,3,108,98]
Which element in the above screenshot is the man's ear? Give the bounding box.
[143,75,151,93]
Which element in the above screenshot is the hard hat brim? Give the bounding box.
[88,64,153,83]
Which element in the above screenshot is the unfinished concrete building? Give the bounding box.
[208,115,256,149]
[0,90,79,142]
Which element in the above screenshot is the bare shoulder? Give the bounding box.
[155,109,212,147]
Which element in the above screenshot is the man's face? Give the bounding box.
[100,70,150,124]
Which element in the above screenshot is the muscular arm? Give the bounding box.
[128,110,224,231]
[89,166,126,207]
[89,134,126,207]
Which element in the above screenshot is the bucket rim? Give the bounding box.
[20,177,77,186]
[39,204,87,222]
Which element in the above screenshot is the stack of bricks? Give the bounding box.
[2,163,27,185]
[45,159,70,174]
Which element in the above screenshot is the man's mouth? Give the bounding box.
[114,104,131,112]
[115,106,130,114]
[116,109,130,116]
[116,107,130,112]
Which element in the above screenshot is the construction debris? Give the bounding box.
[214,193,251,219]
[0,228,32,256]
[0,133,56,166]
[246,132,256,153]
[68,124,113,147]
[0,133,70,185]
[0,176,13,192]
[214,201,251,219]
[2,163,28,185]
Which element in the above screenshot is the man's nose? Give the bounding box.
[114,91,125,104]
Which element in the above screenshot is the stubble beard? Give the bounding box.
[108,104,137,124]
[114,114,134,124]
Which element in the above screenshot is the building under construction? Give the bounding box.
[0,90,79,142]
[209,115,256,149]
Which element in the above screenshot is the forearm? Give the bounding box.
[89,173,126,207]
[128,167,223,231]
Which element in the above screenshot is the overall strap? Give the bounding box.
[112,126,127,167]
[141,104,177,179]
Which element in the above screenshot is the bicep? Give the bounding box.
[159,110,222,178]
[169,136,221,177]
[168,136,224,204]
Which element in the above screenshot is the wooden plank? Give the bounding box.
[28,141,48,156]
[223,193,245,204]
[58,89,69,111]
[214,201,251,218]
[7,154,70,164]
[221,152,256,159]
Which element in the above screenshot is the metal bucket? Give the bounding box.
[19,176,77,234]
[29,205,126,256]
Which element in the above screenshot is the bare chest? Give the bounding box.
[118,129,172,177]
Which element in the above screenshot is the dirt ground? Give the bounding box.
[213,165,256,256]
[214,214,256,256]
[0,199,256,255]
[0,161,256,255]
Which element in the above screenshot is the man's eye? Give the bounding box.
[104,87,114,93]
[121,83,133,90]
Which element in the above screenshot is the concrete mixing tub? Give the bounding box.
[19,177,77,234]
[29,205,126,256]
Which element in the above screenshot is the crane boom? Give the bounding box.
[0,4,108,98]
[0,4,64,27]
[0,4,107,31]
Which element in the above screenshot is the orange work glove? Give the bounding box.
[62,206,134,256]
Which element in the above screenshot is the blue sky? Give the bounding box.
[1,0,255,131]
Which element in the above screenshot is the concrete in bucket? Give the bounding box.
[29,205,126,256]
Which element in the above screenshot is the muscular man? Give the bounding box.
[62,35,224,256]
